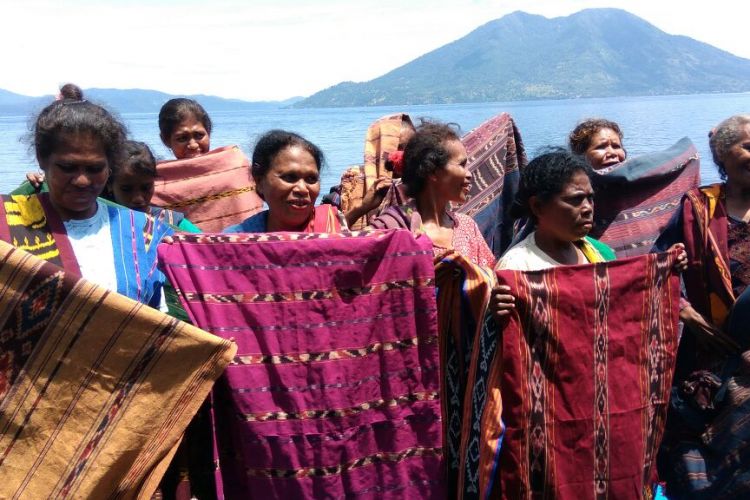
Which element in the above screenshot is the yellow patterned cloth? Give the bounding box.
[0,239,236,499]
[2,193,60,262]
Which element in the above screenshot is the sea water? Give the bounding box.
[2,92,749,195]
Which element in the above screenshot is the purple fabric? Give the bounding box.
[159,229,445,499]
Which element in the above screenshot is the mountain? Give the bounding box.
[0,88,296,116]
[296,8,750,107]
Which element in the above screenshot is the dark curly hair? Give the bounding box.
[511,148,593,222]
[709,114,750,180]
[251,130,325,185]
[568,118,623,155]
[32,99,127,169]
[158,98,212,146]
[401,120,461,198]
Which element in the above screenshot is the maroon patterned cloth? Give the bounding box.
[496,252,680,499]
[590,137,700,257]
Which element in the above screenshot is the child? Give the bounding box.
[24,140,199,233]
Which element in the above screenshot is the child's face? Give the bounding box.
[111,165,155,212]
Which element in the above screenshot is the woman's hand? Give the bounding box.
[26,171,45,189]
[360,176,392,212]
[668,243,688,273]
[680,304,740,354]
[345,176,393,227]
[490,284,515,321]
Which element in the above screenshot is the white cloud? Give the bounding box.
[1,0,747,100]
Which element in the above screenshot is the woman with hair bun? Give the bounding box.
[0,99,173,306]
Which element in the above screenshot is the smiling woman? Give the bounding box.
[0,99,174,306]
[371,120,495,268]
[223,129,346,233]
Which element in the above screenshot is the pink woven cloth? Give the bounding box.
[152,145,264,232]
[158,229,445,499]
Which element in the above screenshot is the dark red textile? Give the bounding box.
[496,253,680,499]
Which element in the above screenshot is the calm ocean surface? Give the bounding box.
[2,92,749,196]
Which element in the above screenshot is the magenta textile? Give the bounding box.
[158,229,445,499]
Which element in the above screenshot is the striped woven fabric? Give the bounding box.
[152,145,264,232]
[159,229,445,499]
[456,113,526,258]
[0,240,236,499]
[496,253,680,499]
[590,137,700,257]
[434,252,503,499]
[340,113,413,230]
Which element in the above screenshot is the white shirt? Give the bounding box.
[496,232,565,271]
[63,200,118,292]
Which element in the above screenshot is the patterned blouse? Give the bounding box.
[371,202,496,268]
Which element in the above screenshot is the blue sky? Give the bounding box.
[2,0,747,101]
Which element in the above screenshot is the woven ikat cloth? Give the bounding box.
[159,229,445,499]
[153,145,264,232]
[496,252,681,499]
[0,240,236,499]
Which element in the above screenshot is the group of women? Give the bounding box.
[2,82,749,498]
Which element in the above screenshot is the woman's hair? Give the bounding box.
[32,100,127,168]
[568,118,623,155]
[59,83,83,101]
[158,98,212,145]
[251,130,325,183]
[116,140,157,178]
[709,114,750,180]
[511,148,593,221]
[398,115,416,148]
[401,120,461,197]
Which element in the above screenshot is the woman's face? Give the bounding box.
[585,128,626,170]
[39,132,109,220]
[532,170,594,244]
[110,165,155,212]
[431,139,472,203]
[723,124,750,188]
[257,145,321,231]
[165,114,210,159]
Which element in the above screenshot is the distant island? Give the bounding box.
[295,8,750,108]
[0,88,303,116]
[3,8,750,113]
